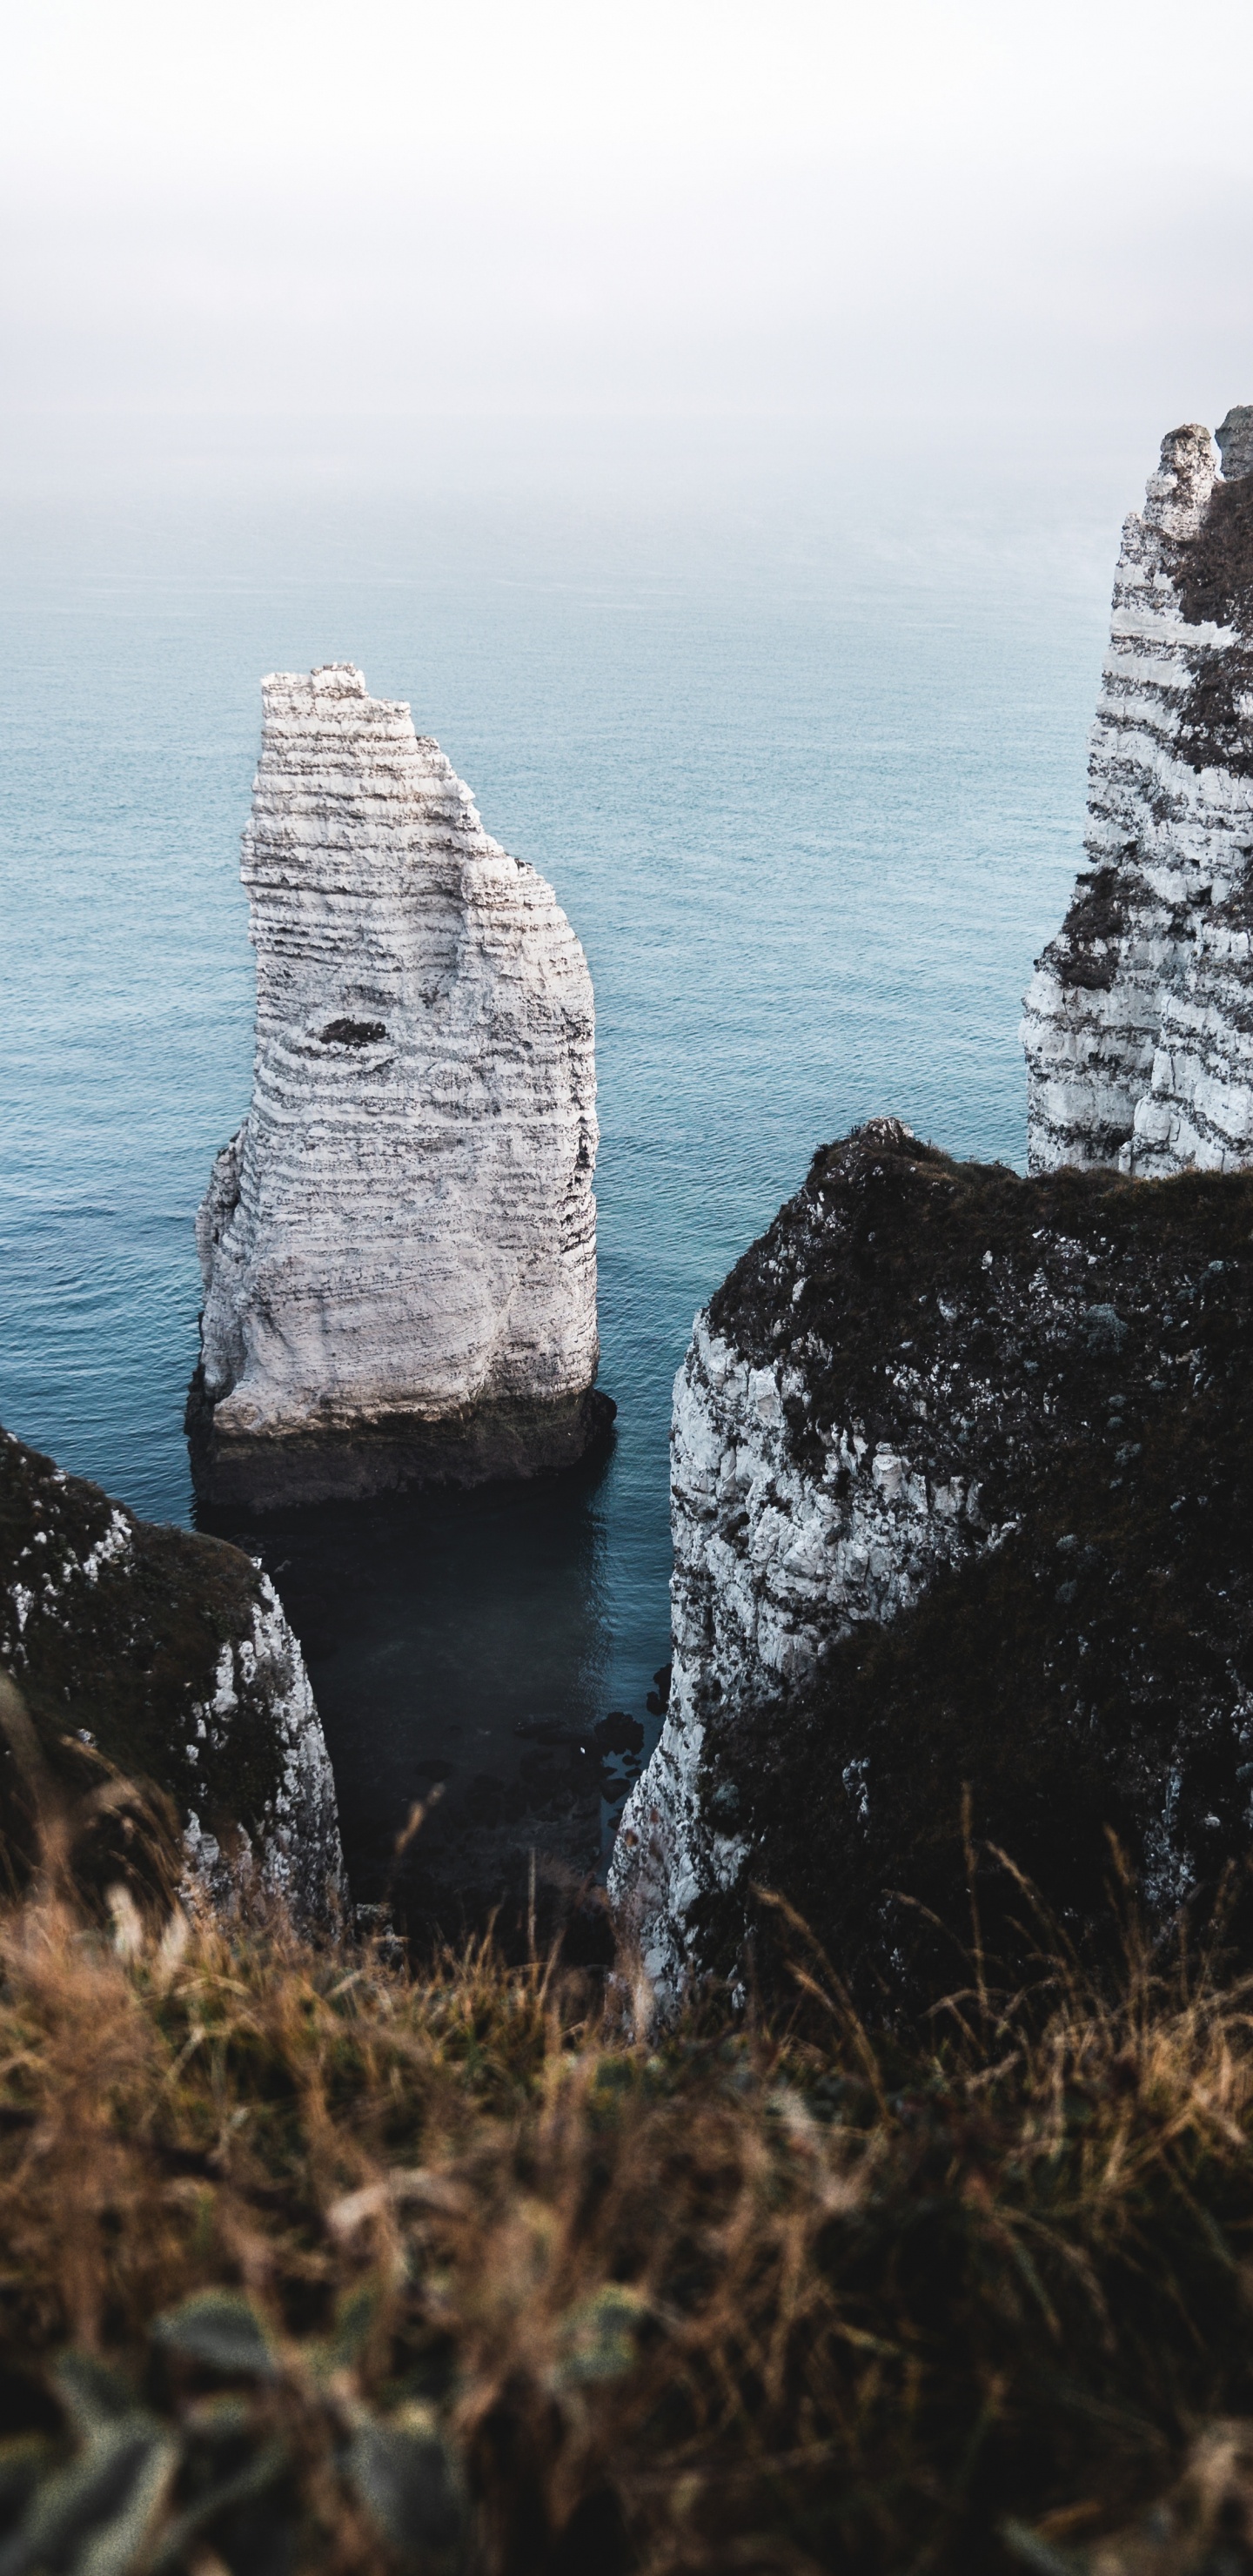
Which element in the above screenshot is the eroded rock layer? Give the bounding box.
[1022,407,1253,1176]
[610,1121,1253,2009]
[1,1426,343,1924]
[190,665,605,1508]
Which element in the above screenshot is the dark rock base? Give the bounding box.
[186,1372,617,1512]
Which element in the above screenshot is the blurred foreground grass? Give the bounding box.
[3,1750,1253,2569]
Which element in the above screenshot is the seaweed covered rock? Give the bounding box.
[0,1427,343,1922]
[610,1120,1253,2008]
[190,663,607,1511]
[1022,408,1253,1177]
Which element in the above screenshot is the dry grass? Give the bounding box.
[3,1846,1253,2576]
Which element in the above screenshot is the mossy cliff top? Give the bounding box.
[713,1116,1253,1493]
[700,1121,1253,2001]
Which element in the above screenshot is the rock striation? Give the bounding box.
[611,1121,1253,2010]
[1022,406,1253,1176]
[189,664,606,1510]
[1,1426,343,1924]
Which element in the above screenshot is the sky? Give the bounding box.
[3,0,1253,498]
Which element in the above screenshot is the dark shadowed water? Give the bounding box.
[0,456,1116,1902]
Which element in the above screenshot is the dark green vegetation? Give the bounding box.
[706,1127,1253,2009]
[1169,438,1253,778]
[1173,452,1253,634]
[1052,863,1131,993]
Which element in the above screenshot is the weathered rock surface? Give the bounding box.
[611,1121,1253,2009]
[189,664,606,1510]
[0,1426,343,1923]
[1022,407,1253,1177]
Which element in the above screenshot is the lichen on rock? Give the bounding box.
[1022,408,1253,1177]
[611,1120,1253,2010]
[189,663,609,1510]
[0,1426,343,1924]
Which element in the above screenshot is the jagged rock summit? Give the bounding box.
[1022,406,1253,1176]
[189,665,608,1509]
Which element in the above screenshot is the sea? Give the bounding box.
[0,432,1135,1902]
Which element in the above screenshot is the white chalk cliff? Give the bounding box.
[189,664,606,1507]
[1022,406,1253,1176]
[609,1124,1008,2006]
[609,1308,994,2009]
[610,1126,1253,2016]
[609,1118,1253,2011]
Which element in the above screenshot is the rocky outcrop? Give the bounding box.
[189,664,607,1510]
[611,1121,1253,2009]
[0,1426,343,1923]
[1022,407,1253,1177]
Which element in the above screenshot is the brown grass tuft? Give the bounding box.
[3,1818,1253,2570]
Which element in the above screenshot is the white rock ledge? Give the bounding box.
[188,665,609,1508]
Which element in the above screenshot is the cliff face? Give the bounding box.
[1022,408,1253,1177]
[610,1122,1253,2009]
[190,664,606,1510]
[0,1427,343,1923]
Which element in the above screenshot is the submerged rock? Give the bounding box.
[0,1426,343,1923]
[610,1121,1253,2009]
[1023,407,1253,1177]
[189,664,608,1510]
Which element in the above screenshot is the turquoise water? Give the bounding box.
[0,464,1114,1894]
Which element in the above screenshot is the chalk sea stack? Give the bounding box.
[1023,406,1253,1175]
[1,1426,343,1924]
[188,665,607,1511]
[611,1122,1253,2009]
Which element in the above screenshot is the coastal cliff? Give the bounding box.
[1,1426,343,1922]
[189,664,606,1510]
[1022,406,1253,1176]
[611,1122,1253,2008]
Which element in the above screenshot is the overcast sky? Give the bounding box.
[4,0,1253,494]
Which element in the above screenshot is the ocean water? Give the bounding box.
[0,456,1119,1899]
